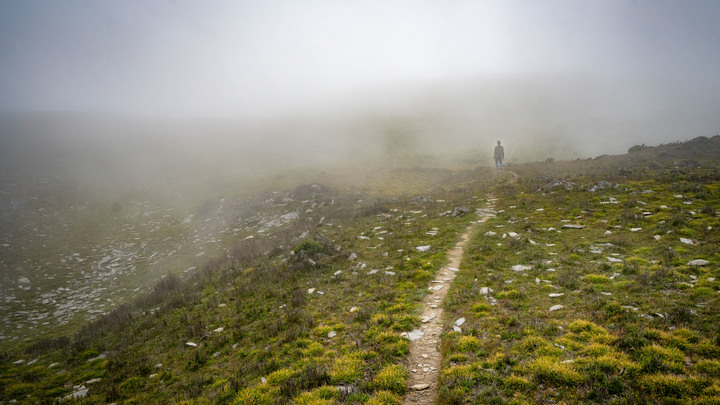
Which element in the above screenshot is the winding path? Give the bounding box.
[403,197,498,404]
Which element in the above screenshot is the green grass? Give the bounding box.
[2,137,719,403]
[439,150,720,404]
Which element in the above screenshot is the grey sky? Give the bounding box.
[1,0,719,118]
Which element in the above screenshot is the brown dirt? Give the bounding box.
[402,198,497,404]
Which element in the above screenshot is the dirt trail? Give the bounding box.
[403,197,498,404]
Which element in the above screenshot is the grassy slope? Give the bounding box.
[1,136,719,404]
[0,164,495,404]
[440,138,720,404]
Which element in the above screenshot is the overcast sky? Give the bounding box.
[1,0,719,118]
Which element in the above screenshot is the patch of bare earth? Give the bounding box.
[403,198,497,404]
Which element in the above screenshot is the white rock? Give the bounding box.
[549,305,564,311]
[350,307,359,312]
[512,264,532,272]
[213,327,224,333]
[548,293,564,298]
[480,287,494,295]
[334,270,342,276]
[308,288,316,294]
[408,329,424,341]
[485,231,497,236]
[447,267,459,272]
[630,228,642,232]
[455,317,466,326]
[416,245,432,252]
[328,330,337,338]
[653,235,662,241]
[508,232,519,238]
[453,325,462,333]
[680,238,694,245]
[688,259,710,266]
[411,383,430,391]
[607,257,623,263]
[186,342,197,347]
[18,277,30,284]
[348,252,357,261]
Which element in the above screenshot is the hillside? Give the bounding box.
[1,136,719,404]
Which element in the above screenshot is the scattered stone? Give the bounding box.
[213,327,224,333]
[455,317,466,326]
[328,330,337,338]
[18,277,30,284]
[348,252,357,261]
[607,257,623,263]
[485,231,497,236]
[688,259,709,266]
[63,385,89,401]
[548,293,564,298]
[350,306,359,313]
[334,270,342,276]
[408,329,424,341]
[476,208,497,217]
[86,354,106,362]
[512,264,532,272]
[479,287,494,295]
[416,245,432,252]
[186,342,197,347]
[680,238,694,245]
[411,384,430,391]
[654,235,662,241]
[453,325,462,333]
[562,224,585,229]
[451,206,470,217]
[549,305,564,311]
[308,288,316,294]
[447,267,459,272]
[630,228,642,232]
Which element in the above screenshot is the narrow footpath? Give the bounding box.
[403,197,498,404]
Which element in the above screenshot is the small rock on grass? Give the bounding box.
[411,384,430,391]
[688,259,709,266]
[455,317,465,326]
[549,305,564,311]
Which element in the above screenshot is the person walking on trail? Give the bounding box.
[494,140,505,169]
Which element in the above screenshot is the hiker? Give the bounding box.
[494,140,504,169]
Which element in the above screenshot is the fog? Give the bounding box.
[1,0,720,186]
